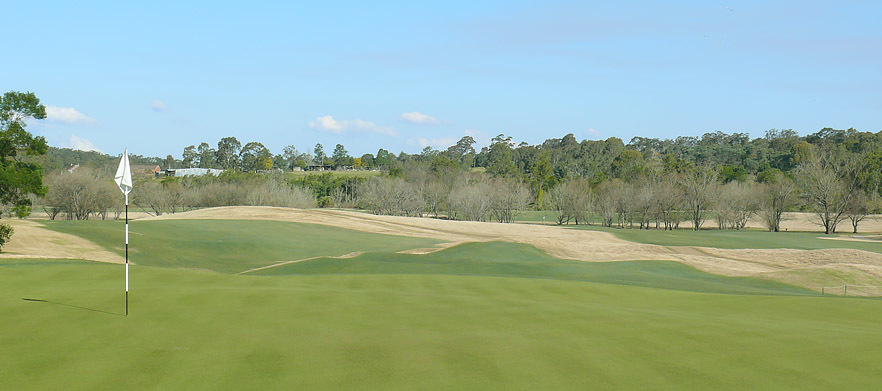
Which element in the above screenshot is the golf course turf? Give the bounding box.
[3,218,881,389]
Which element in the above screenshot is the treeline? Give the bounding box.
[36,127,882,234]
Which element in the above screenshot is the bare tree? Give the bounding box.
[421,181,448,218]
[654,176,683,230]
[713,182,758,230]
[795,155,858,234]
[758,173,796,232]
[359,177,424,217]
[489,178,532,223]
[680,166,717,231]
[846,191,871,234]
[449,180,491,221]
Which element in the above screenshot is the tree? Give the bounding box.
[487,134,517,177]
[680,166,717,231]
[314,143,326,166]
[0,91,48,224]
[612,149,645,181]
[845,192,872,234]
[795,155,858,234]
[182,145,197,167]
[217,137,242,170]
[282,145,300,170]
[0,224,12,253]
[447,136,477,165]
[239,142,271,172]
[197,142,217,168]
[758,173,796,232]
[489,178,532,223]
[449,180,492,221]
[332,144,351,167]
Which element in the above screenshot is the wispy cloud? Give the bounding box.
[309,115,396,136]
[151,100,167,112]
[68,135,101,152]
[400,111,441,125]
[586,128,599,136]
[46,106,95,125]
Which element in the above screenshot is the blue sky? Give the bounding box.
[3,0,880,158]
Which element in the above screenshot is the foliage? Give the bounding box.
[0,223,12,252]
[0,91,49,215]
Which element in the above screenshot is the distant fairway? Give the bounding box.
[2,258,881,390]
[568,224,882,253]
[41,219,442,273]
[254,242,814,296]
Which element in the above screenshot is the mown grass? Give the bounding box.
[253,242,813,296]
[567,224,882,253]
[1,259,880,390]
[40,219,441,273]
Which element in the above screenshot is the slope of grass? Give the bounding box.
[253,242,813,296]
[1,259,880,390]
[40,219,441,273]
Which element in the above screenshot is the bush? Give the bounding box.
[0,224,13,253]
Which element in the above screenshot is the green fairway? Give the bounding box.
[40,219,441,273]
[254,242,813,296]
[564,225,882,253]
[2,259,881,390]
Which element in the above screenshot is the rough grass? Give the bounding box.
[1,259,880,390]
[40,219,441,273]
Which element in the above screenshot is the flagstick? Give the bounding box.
[125,193,129,316]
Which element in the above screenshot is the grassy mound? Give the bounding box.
[41,219,441,273]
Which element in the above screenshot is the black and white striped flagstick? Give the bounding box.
[125,193,129,316]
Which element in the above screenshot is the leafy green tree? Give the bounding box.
[182,145,197,167]
[374,148,393,168]
[487,134,517,177]
[314,143,326,166]
[0,91,48,227]
[612,149,645,181]
[239,142,271,171]
[217,137,241,170]
[332,144,352,166]
[197,142,217,168]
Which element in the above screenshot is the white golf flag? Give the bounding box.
[114,148,133,197]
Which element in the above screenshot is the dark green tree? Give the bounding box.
[314,143,326,166]
[217,137,241,170]
[332,143,351,166]
[196,142,216,168]
[239,142,271,171]
[182,145,197,167]
[0,91,49,223]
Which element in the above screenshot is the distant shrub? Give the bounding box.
[0,224,13,253]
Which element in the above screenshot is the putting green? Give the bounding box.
[1,259,880,390]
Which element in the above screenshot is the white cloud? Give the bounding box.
[151,100,167,112]
[400,111,440,125]
[45,106,95,125]
[68,135,101,152]
[586,128,599,136]
[309,115,396,136]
